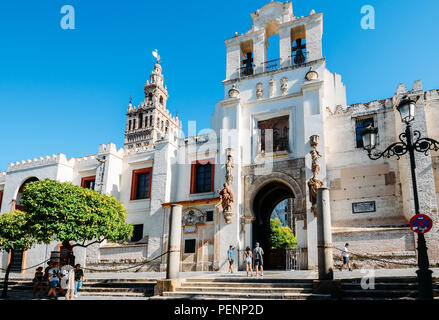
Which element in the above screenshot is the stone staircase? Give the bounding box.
[152,277,331,300]
[340,276,439,300]
[0,276,156,299]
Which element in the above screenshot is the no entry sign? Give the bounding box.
[410,214,433,234]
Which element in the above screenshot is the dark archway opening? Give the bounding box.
[252,181,294,270]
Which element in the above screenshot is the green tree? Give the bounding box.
[269,218,297,249]
[20,179,133,254]
[0,210,34,298]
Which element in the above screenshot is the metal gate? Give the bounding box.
[286,247,301,270]
[9,250,23,273]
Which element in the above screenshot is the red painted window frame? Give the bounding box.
[0,190,3,211]
[190,158,215,194]
[130,167,153,200]
[81,176,96,189]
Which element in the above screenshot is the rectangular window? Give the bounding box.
[206,210,214,222]
[81,176,96,190]
[258,115,289,153]
[355,117,374,148]
[130,224,144,242]
[190,159,215,194]
[130,168,152,200]
[0,190,3,211]
[184,239,196,254]
[9,250,24,273]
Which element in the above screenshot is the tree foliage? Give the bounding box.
[269,218,297,249]
[0,210,33,253]
[20,179,133,247]
[0,210,34,298]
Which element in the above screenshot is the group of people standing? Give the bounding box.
[32,261,85,300]
[227,243,265,277]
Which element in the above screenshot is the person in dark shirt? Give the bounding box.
[74,264,84,297]
[32,267,44,297]
[43,261,53,292]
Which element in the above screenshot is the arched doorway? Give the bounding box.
[252,181,294,269]
[10,177,38,273]
[15,177,39,211]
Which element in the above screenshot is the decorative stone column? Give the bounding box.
[166,204,182,279]
[317,187,333,280]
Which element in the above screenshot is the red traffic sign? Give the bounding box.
[410,214,433,234]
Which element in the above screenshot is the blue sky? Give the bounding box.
[1,0,438,171]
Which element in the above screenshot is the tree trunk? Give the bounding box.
[61,240,75,267]
[1,249,13,298]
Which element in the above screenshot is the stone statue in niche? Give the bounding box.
[217,182,234,224]
[225,149,234,185]
[280,77,288,95]
[256,83,263,100]
[307,135,324,217]
[269,78,276,98]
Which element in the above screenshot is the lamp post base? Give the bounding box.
[416,268,434,300]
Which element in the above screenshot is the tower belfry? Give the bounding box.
[124,59,181,149]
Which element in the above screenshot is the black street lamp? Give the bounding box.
[360,97,439,300]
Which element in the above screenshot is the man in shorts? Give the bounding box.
[339,243,352,271]
[227,245,236,273]
[47,262,60,299]
[253,242,264,277]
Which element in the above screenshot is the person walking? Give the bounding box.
[74,264,85,297]
[60,263,74,296]
[339,243,352,271]
[227,245,236,273]
[47,262,60,299]
[65,268,76,300]
[253,242,264,277]
[244,247,253,277]
[43,261,53,293]
[32,267,45,298]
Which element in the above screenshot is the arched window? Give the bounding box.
[16,177,39,210]
[291,25,307,65]
[139,114,143,128]
[265,20,280,71]
[159,96,164,105]
[148,93,153,102]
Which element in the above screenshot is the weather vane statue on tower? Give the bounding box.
[152,49,160,64]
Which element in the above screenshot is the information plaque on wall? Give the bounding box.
[352,201,376,214]
[184,226,197,234]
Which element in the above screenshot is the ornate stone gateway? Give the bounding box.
[241,158,306,269]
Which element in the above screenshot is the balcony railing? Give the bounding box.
[238,64,254,77]
[261,58,281,72]
[234,51,312,79]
